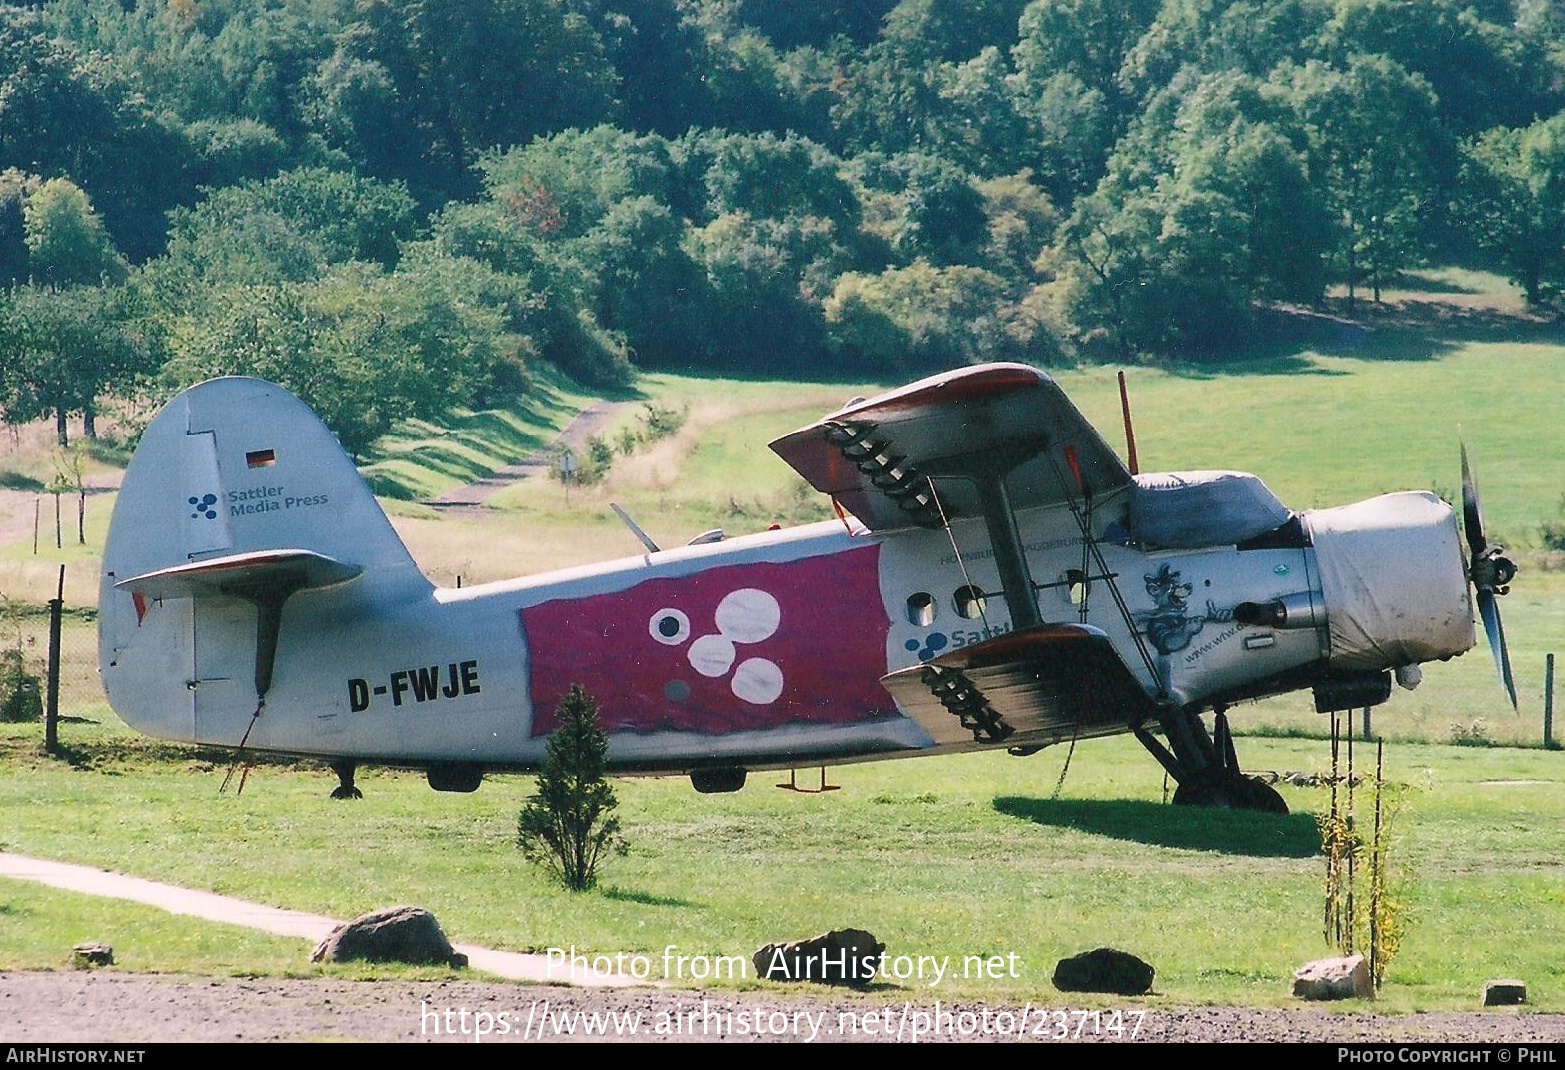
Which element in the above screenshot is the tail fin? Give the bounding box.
[99,377,427,741]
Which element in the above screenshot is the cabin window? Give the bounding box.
[953,585,986,620]
[906,592,936,627]
[1066,568,1091,607]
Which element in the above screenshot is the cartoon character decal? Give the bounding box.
[1138,563,1232,656]
[521,545,899,736]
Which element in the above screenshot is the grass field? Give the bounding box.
[1,719,1561,1009]
[0,269,1562,1005]
[0,878,314,976]
[3,272,1565,737]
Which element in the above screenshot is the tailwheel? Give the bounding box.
[329,759,363,800]
[1135,705,1289,815]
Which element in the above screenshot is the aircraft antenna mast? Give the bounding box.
[1118,370,1140,475]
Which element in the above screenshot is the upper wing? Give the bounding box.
[770,363,1132,533]
[880,624,1155,749]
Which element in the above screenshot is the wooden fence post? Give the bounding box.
[44,564,63,756]
[1546,653,1555,750]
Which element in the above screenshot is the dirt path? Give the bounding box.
[428,400,626,510]
[2,971,1561,1043]
[0,853,639,987]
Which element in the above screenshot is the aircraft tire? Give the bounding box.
[1172,775,1289,815]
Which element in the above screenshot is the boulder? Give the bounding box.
[1052,948,1155,996]
[1484,979,1527,1006]
[753,929,884,987]
[310,906,468,968]
[1292,954,1372,1000]
[72,943,113,968]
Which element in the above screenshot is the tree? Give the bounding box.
[165,252,543,456]
[187,118,289,189]
[694,131,859,229]
[731,0,896,49]
[1042,71,1331,357]
[1319,0,1551,137]
[688,211,844,372]
[0,285,155,444]
[584,0,713,134]
[477,127,680,240]
[975,170,1059,279]
[1281,56,1446,303]
[1459,116,1565,306]
[852,152,990,266]
[1012,0,1162,108]
[516,685,627,892]
[825,260,1017,371]
[570,196,705,368]
[1044,186,1242,358]
[21,178,128,286]
[831,0,1032,156]
[146,167,418,308]
[0,6,197,260]
[1116,0,1327,105]
[311,0,619,203]
[0,169,41,287]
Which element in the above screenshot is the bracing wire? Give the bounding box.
[1043,450,1166,702]
[218,700,265,795]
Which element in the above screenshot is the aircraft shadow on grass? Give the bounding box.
[991,796,1321,858]
[600,887,697,909]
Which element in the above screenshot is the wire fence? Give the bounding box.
[2,566,109,750]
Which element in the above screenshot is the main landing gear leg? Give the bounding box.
[330,759,363,800]
[1133,705,1287,814]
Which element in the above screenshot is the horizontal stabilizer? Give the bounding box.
[882,624,1154,748]
[115,548,362,601]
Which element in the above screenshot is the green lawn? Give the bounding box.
[1,720,1561,1010]
[0,875,470,982]
[7,331,1565,740]
[0,877,309,976]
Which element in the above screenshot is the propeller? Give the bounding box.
[1460,439,1518,709]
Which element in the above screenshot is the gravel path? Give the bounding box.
[3,972,1561,1043]
[427,400,625,510]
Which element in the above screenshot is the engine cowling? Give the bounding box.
[1304,491,1475,672]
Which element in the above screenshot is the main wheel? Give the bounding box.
[1172,774,1288,814]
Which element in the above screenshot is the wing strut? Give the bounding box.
[920,439,1052,632]
[970,467,1044,631]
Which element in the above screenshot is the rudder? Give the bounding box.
[99,377,428,741]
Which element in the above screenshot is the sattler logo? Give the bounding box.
[905,632,949,662]
[188,493,219,519]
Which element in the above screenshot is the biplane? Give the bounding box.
[98,366,1517,812]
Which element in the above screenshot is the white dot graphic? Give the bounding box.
[648,607,690,645]
[714,588,781,644]
[731,658,784,704]
[687,634,736,678]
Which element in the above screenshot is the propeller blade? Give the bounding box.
[1460,438,1487,556]
[1477,587,1518,710]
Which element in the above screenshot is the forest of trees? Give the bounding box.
[3,0,1565,454]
